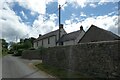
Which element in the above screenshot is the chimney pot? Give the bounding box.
[60,24,63,29]
[39,34,41,37]
[80,25,83,30]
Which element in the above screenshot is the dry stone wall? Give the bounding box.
[22,49,41,60]
[42,40,120,78]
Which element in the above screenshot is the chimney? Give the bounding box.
[80,25,83,31]
[39,34,41,37]
[59,24,63,29]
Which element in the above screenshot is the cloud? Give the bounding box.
[98,0,119,5]
[64,13,118,36]
[0,2,31,42]
[32,13,58,36]
[3,0,55,14]
[108,26,119,36]
[58,0,119,9]
[30,11,36,16]
[80,12,87,17]
[17,0,46,14]
[0,0,58,42]
[89,3,97,8]
[20,11,27,19]
[0,0,119,43]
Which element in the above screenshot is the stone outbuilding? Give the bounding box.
[78,25,120,43]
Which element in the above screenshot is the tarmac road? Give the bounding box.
[2,54,53,78]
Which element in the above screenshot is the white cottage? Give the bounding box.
[58,26,85,46]
[34,25,85,48]
[33,24,67,49]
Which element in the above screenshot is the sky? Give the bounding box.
[0,0,120,42]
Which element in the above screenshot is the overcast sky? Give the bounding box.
[0,0,119,42]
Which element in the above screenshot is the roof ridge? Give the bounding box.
[91,25,120,37]
[66,30,80,35]
[41,29,59,36]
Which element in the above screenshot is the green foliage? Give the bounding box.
[10,37,36,50]
[29,37,36,47]
[11,43,18,51]
[29,47,35,50]
[8,37,36,56]
[7,49,14,54]
[1,39,8,49]
[2,48,8,56]
[35,63,85,79]
[1,39,8,56]
[23,40,32,49]
[13,49,23,56]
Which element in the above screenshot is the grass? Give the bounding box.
[35,63,88,80]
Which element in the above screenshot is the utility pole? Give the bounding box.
[58,5,61,45]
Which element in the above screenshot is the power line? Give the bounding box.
[22,1,68,39]
[34,1,68,29]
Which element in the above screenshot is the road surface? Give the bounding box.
[2,55,53,78]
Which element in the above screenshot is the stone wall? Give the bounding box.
[22,49,41,60]
[42,40,120,78]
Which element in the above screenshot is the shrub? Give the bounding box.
[13,49,23,56]
[8,49,14,54]
[29,47,35,50]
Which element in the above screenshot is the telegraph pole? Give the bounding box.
[58,5,61,45]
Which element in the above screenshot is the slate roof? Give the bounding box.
[78,25,120,43]
[58,30,84,42]
[34,29,59,42]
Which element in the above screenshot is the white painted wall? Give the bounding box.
[49,36,56,47]
[33,42,38,49]
[63,30,85,46]
[56,28,67,46]
[38,40,42,47]
[43,38,48,48]
[35,36,56,48]
[75,31,85,44]
[33,28,67,48]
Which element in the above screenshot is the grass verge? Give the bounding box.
[35,63,89,80]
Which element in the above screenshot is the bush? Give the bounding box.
[13,49,23,56]
[29,47,35,50]
[8,49,14,54]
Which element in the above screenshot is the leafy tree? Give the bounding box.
[1,39,8,56]
[23,39,32,49]
[10,37,35,50]
[1,39,8,49]
[29,37,36,47]
[20,39,24,44]
[8,37,36,55]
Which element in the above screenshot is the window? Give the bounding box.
[48,38,50,44]
[42,40,43,46]
[61,42,63,45]
[59,42,63,45]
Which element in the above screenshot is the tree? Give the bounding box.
[29,37,36,47]
[23,40,32,49]
[20,39,24,44]
[1,39,8,55]
[9,37,36,51]
[1,39,8,49]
